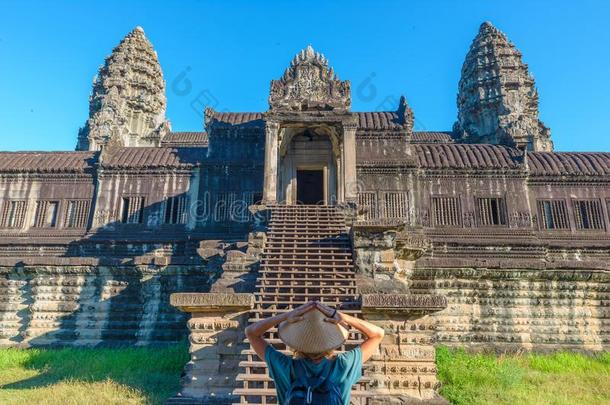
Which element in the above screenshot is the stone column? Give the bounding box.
[169,293,254,405]
[360,294,448,404]
[342,123,357,203]
[262,121,280,203]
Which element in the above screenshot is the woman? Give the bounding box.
[245,301,384,405]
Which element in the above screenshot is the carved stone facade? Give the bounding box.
[76,27,170,151]
[454,22,553,151]
[0,21,609,404]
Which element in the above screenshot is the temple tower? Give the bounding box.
[454,22,553,151]
[76,27,170,151]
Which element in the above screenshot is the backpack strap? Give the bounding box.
[292,360,309,386]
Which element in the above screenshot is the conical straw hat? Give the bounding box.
[278,308,348,354]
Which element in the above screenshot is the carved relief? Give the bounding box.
[509,212,532,228]
[269,45,351,111]
[415,210,430,227]
[462,211,475,227]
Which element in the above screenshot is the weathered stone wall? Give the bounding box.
[0,264,217,346]
[411,266,610,351]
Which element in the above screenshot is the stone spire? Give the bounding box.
[454,22,553,151]
[76,26,170,151]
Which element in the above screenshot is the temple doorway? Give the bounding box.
[277,129,337,205]
[296,169,324,205]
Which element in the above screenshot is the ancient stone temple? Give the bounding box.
[1,22,608,404]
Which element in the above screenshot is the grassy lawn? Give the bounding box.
[437,346,610,405]
[0,344,609,404]
[0,344,189,405]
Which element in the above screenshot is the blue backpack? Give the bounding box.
[285,360,343,405]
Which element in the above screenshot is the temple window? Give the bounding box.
[476,197,507,226]
[164,195,188,224]
[232,192,257,222]
[214,192,235,222]
[538,200,570,230]
[64,200,90,228]
[120,196,145,224]
[0,200,28,228]
[358,192,378,219]
[431,196,461,227]
[383,192,409,219]
[573,199,604,230]
[32,201,59,228]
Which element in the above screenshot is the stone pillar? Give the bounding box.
[342,123,357,203]
[262,121,280,203]
[169,293,254,405]
[360,294,448,404]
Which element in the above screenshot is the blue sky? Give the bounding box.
[0,0,609,152]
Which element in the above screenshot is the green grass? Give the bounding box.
[1,344,609,404]
[0,344,189,405]
[436,346,610,405]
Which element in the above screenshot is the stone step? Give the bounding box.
[268,220,345,226]
[237,205,359,403]
[264,239,350,245]
[236,372,373,383]
[257,277,356,285]
[259,268,355,275]
[254,291,359,298]
[246,307,361,316]
[260,264,354,269]
[232,388,371,399]
[261,258,353,264]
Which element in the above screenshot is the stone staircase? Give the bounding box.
[233,204,371,404]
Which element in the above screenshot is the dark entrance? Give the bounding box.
[296,169,324,205]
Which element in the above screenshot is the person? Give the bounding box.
[245,301,385,405]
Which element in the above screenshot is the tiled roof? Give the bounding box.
[357,138,412,163]
[161,132,208,147]
[413,144,523,169]
[356,112,403,130]
[101,147,204,169]
[0,151,97,173]
[528,152,610,176]
[209,112,264,127]
[208,111,410,131]
[411,131,454,143]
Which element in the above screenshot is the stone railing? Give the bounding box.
[360,293,448,404]
[169,292,254,404]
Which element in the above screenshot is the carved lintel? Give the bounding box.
[361,293,447,319]
[353,219,405,233]
[170,292,254,313]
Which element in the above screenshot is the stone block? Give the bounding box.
[170,293,254,313]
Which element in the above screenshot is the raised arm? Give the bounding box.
[244,301,316,362]
[316,302,384,363]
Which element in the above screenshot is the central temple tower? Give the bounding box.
[262,46,358,205]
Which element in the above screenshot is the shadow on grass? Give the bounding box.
[1,343,189,404]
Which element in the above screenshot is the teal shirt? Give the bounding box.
[264,345,362,405]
